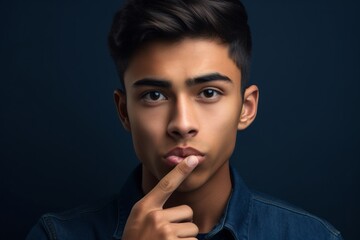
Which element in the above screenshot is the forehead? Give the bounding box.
[123,38,241,88]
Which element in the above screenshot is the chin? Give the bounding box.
[175,173,207,193]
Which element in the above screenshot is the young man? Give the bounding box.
[27,0,343,239]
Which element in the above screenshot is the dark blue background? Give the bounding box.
[1,0,359,239]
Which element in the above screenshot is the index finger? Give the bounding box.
[144,155,199,208]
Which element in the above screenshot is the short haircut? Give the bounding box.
[108,0,252,94]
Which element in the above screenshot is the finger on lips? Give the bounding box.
[145,155,199,207]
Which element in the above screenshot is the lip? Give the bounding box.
[163,147,205,166]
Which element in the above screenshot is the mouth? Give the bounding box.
[163,147,205,166]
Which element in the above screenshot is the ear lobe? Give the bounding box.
[238,85,259,131]
[114,89,131,131]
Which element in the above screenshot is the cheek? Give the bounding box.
[199,99,241,156]
[212,115,238,150]
[200,99,241,133]
[128,105,168,156]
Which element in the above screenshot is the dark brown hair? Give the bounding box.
[108,0,252,93]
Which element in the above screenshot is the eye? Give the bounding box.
[141,91,167,102]
[199,88,222,100]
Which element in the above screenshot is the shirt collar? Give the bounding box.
[222,165,252,240]
[113,165,252,240]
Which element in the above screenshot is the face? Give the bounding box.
[115,38,258,192]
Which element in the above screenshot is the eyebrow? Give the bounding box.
[132,73,232,88]
[132,78,172,88]
[187,73,232,86]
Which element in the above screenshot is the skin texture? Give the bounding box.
[114,38,259,238]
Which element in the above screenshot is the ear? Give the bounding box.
[238,85,259,130]
[114,89,131,131]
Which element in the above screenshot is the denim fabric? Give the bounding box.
[26,165,343,240]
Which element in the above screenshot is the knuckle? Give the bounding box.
[184,204,193,214]
[158,177,174,193]
[130,203,141,216]
[132,201,146,214]
[147,211,160,223]
[146,212,176,239]
[159,224,173,237]
[176,163,190,176]
[147,210,163,224]
[180,204,193,217]
[193,223,199,234]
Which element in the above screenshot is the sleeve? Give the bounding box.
[334,233,344,240]
[25,217,53,240]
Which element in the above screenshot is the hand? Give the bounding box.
[122,155,200,240]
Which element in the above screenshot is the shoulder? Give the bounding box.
[26,166,143,240]
[26,195,119,240]
[248,191,343,240]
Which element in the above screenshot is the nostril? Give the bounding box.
[183,129,197,138]
[188,130,197,136]
[169,129,197,138]
[171,130,182,137]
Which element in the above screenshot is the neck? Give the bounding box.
[142,162,232,233]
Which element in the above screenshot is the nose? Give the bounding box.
[167,96,198,140]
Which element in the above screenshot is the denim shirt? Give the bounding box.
[26,165,343,240]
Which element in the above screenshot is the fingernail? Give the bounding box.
[186,155,199,167]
